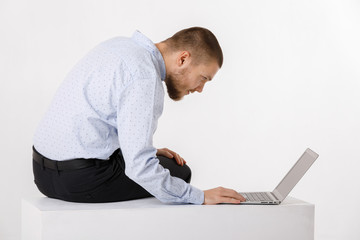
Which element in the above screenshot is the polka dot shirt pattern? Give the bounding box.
[33,31,204,204]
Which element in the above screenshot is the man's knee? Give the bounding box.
[157,156,192,183]
[180,164,192,183]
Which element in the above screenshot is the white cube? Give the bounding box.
[22,196,314,240]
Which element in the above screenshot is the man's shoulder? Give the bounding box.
[99,36,151,59]
[99,36,157,74]
[76,36,160,90]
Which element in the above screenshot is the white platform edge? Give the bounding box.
[22,195,313,211]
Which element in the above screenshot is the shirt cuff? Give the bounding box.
[189,185,205,205]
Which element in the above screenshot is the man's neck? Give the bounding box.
[155,42,170,78]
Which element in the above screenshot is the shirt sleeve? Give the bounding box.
[116,75,204,204]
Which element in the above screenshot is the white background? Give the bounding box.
[1,0,359,239]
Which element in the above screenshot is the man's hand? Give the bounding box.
[156,148,186,166]
[203,187,246,205]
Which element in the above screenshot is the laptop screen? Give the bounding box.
[273,148,319,201]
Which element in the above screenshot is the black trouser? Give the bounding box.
[33,147,192,203]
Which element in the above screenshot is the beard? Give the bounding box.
[164,70,187,101]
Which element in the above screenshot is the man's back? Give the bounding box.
[34,32,165,161]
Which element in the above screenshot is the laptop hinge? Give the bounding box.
[271,189,283,201]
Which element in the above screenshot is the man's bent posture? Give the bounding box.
[33,27,245,205]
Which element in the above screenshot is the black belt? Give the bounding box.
[32,146,112,171]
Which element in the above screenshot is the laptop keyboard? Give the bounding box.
[240,192,273,202]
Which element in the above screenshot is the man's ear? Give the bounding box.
[177,51,191,67]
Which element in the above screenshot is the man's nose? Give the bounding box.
[196,83,205,93]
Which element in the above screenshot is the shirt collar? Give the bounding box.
[131,30,166,81]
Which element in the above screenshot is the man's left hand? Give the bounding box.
[156,148,187,166]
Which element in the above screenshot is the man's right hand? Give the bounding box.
[203,187,246,205]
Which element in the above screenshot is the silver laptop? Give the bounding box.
[239,148,319,205]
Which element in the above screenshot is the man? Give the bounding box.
[33,27,245,205]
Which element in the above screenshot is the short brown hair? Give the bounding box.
[164,27,223,68]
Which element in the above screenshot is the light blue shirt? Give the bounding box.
[33,31,204,204]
